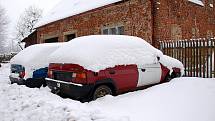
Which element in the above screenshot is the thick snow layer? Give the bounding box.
[188,0,204,6]
[159,55,185,75]
[48,35,163,72]
[10,43,63,79]
[1,63,215,121]
[36,0,122,28]
[89,77,215,121]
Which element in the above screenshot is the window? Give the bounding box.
[118,26,124,35]
[102,26,124,35]
[110,28,117,34]
[65,33,76,42]
[103,29,108,35]
[45,37,58,43]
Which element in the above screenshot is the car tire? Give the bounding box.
[93,85,112,100]
[175,72,181,77]
[165,74,172,82]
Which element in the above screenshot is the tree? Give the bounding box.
[0,5,8,53]
[15,6,42,49]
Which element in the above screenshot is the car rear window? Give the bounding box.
[11,64,25,73]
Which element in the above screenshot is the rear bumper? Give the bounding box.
[9,75,25,85]
[9,75,45,88]
[46,78,93,100]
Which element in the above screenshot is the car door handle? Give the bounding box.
[141,69,146,72]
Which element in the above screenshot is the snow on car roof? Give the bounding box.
[48,35,163,72]
[10,43,64,69]
[36,0,122,28]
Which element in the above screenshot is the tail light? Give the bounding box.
[48,70,53,78]
[73,72,87,84]
[19,71,25,78]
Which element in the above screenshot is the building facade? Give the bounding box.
[32,0,215,47]
[153,0,215,44]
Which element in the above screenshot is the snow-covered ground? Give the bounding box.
[0,63,215,121]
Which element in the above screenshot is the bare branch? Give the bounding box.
[15,5,42,44]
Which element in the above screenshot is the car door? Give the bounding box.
[137,63,162,87]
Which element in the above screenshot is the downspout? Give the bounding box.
[151,0,156,47]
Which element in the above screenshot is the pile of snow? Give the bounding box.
[0,63,132,121]
[36,0,122,27]
[48,35,163,72]
[159,55,185,75]
[188,0,204,6]
[1,64,215,121]
[89,77,215,121]
[10,43,63,79]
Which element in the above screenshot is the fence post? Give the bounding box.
[213,37,215,78]
[184,39,187,76]
[208,38,213,78]
[195,39,199,77]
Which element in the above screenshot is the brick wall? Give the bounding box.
[36,0,215,47]
[37,0,153,44]
[153,0,215,45]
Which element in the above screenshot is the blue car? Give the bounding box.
[9,43,63,88]
[9,64,48,87]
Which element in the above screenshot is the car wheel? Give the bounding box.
[175,72,181,77]
[165,74,172,82]
[93,85,112,100]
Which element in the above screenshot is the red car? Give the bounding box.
[45,35,183,101]
[46,61,181,101]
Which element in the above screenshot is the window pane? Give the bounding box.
[66,34,76,42]
[103,29,108,35]
[45,37,58,43]
[118,26,124,35]
[110,28,117,35]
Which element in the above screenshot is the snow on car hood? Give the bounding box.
[10,43,63,79]
[48,35,163,72]
[159,55,185,76]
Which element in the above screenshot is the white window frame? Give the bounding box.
[102,26,124,35]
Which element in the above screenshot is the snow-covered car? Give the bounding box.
[9,43,63,88]
[45,35,184,100]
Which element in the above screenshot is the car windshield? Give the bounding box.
[11,64,25,73]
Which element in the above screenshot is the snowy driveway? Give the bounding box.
[0,63,215,121]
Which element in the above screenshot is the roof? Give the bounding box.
[21,30,37,43]
[188,0,204,6]
[36,0,122,28]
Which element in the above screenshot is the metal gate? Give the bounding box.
[160,38,215,78]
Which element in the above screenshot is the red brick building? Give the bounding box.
[29,0,215,47]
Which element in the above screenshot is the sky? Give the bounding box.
[0,0,61,52]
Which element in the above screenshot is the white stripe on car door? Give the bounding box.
[137,63,162,87]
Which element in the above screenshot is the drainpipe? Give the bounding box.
[151,0,155,47]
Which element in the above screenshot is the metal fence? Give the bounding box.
[159,37,215,78]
